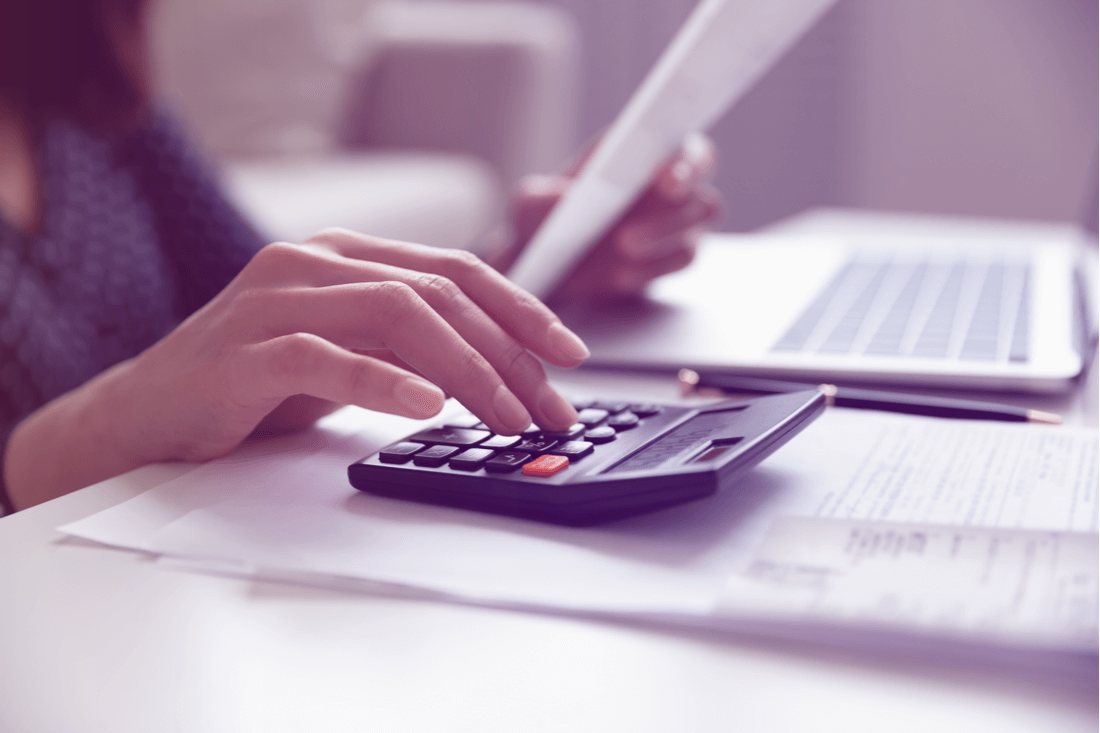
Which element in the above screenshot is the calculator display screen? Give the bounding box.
[605,411,742,473]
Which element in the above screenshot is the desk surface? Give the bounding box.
[2,212,1097,733]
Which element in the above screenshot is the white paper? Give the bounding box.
[720,517,1098,653]
[60,407,1099,644]
[813,420,1098,532]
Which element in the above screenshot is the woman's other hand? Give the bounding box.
[509,133,721,301]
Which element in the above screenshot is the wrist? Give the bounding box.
[4,357,157,509]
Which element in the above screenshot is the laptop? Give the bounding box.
[507,0,1094,394]
[557,211,1095,394]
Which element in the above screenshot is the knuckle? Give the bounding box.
[343,359,373,401]
[248,242,311,277]
[305,227,355,247]
[228,286,266,316]
[499,341,544,382]
[367,281,425,324]
[458,346,493,383]
[440,248,485,279]
[253,241,299,266]
[269,332,323,379]
[413,273,462,305]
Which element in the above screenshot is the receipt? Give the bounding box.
[722,516,1098,653]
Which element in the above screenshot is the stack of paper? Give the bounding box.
[60,404,1098,659]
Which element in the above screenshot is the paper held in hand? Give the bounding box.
[508,0,837,298]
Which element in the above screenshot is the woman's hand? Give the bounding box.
[507,133,721,301]
[5,230,589,508]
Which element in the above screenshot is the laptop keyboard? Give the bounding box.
[773,256,1031,362]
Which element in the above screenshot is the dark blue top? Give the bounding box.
[0,112,264,509]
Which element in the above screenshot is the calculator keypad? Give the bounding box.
[372,400,663,479]
[448,448,495,471]
[584,426,616,444]
[484,451,532,473]
[412,445,459,467]
[522,454,570,477]
[379,442,424,464]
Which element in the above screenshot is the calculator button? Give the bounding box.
[584,426,617,444]
[481,434,522,449]
[522,454,570,477]
[591,400,628,414]
[550,440,593,459]
[607,412,640,430]
[515,437,558,454]
[442,413,483,429]
[412,445,459,467]
[378,442,425,464]
[627,403,663,417]
[448,448,495,471]
[576,408,610,427]
[521,424,542,437]
[571,399,593,410]
[542,423,585,440]
[408,427,491,446]
[484,451,532,473]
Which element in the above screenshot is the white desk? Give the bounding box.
[2,212,1097,732]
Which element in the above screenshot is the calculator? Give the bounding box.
[348,390,825,525]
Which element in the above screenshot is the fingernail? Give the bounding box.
[537,383,578,429]
[492,384,532,434]
[547,322,591,363]
[396,378,445,417]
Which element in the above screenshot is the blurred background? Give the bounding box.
[150,0,1098,248]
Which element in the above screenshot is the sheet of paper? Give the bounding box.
[509,0,836,297]
[719,517,1098,653]
[60,408,1099,639]
[813,420,1098,531]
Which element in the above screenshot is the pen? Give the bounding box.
[677,369,1063,424]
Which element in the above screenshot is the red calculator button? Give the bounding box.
[522,454,569,477]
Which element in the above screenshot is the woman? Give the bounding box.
[0,0,719,511]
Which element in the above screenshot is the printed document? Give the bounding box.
[721,517,1097,653]
[60,408,1099,653]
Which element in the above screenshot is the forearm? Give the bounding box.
[3,360,151,510]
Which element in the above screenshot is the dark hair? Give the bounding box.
[0,0,151,132]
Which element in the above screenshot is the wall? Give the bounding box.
[493,0,1098,229]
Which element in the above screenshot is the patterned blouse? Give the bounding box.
[0,111,265,510]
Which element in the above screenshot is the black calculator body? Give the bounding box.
[348,390,824,525]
